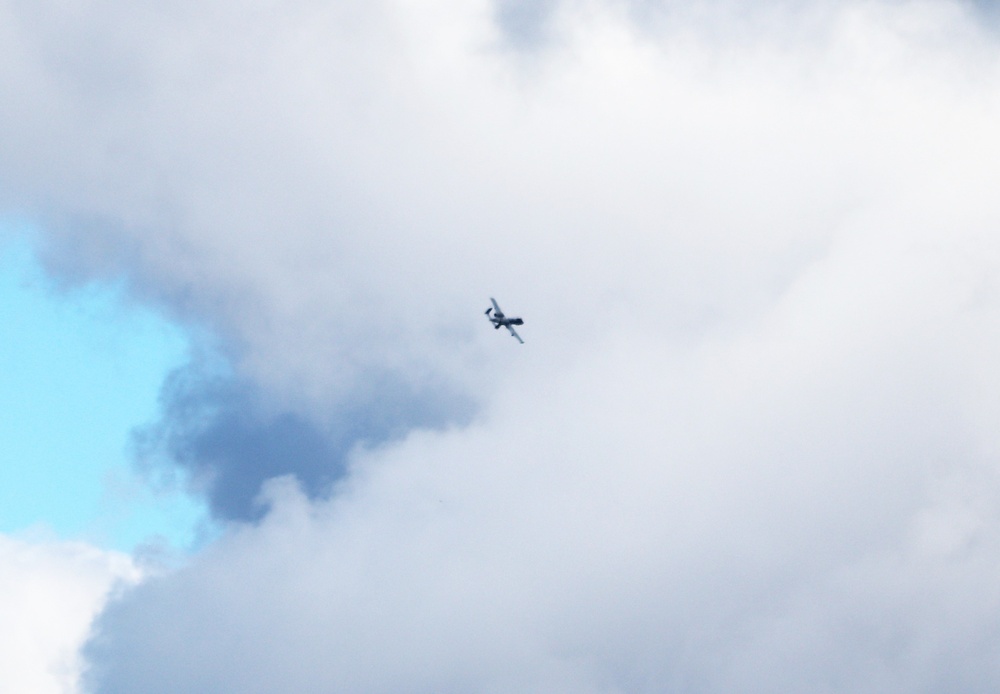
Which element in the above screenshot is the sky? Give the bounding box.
[0,230,203,551]
[4,0,1000,692]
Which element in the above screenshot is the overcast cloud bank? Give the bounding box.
[4,0,1000,691]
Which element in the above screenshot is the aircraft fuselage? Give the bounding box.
[489,315,523,327]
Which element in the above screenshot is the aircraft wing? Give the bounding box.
[490,297,502,314]
[507,325,524,344]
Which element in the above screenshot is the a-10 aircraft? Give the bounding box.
[485,297,524,344]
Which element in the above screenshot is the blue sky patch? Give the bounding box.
[0,227,207,552]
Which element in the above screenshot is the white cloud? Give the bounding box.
[0,534,137,694]
[4,0,1000,691]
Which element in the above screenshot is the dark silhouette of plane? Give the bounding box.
[485,298,524,344]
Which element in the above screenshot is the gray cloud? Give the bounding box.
[494,0,561,48]
[133,360,474,521]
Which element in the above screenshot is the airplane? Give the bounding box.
[485,297,524,344]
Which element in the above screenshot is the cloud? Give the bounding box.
[3,0,1000,691]
[132,359,473,521]
[493,0,561,47]
[85,310,1000,691]
[0,534,136,694]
